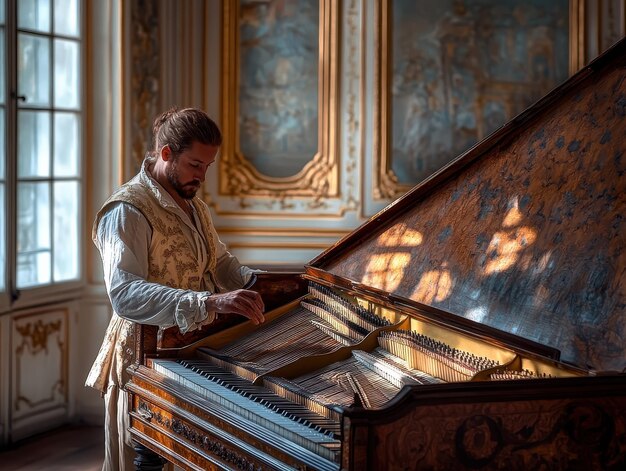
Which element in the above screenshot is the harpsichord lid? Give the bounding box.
[310,38,626,373]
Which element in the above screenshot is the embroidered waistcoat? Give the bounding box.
[86,170,218,393]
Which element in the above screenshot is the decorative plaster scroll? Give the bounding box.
[15,319,61,354]
[220,0,340,208]
[343,0,360,212]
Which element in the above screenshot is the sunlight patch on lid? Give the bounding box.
[411,265,453,304]
[377,223,424,247]
[485,227,537,275]
[502,197,523,228]
[362,252,411,292]
[465,306,488,323]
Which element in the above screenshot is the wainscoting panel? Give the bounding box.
[10,307,69,441]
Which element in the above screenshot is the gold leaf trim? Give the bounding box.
[220,0,340,207]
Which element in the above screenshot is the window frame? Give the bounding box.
[0,0,85,314]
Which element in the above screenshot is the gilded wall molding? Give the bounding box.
[216,226,349,237]
[15,319,61,354]
[372,0,394,200]
[343,0,361,213]
[219,0,340,207]
[229,241,330,250]
[569,0,586,75]
[373,0,587,201]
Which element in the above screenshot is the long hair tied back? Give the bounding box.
[152,107,222,156]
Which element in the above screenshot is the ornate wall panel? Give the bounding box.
[373,0,580,201]
[123,0,161,180]
[11,309,68,439]
[202,0,363,265]
[218,0,341,210]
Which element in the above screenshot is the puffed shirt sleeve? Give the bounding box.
[95,202,213,333]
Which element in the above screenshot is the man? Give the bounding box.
[86,107,265,470]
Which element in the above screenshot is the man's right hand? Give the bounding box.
[205,289,265,325]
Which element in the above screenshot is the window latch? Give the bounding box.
[10,91,26,102]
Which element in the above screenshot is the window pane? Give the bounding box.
[54,0,79,37]
[17,182,51,288]
[54,112,79,177]
[18,110,50,177]
[0,0,4,24]
[53,39,79,108]
[0,108,4,179]
[18,33,50,107]
[18,0,51,32]
[53,181,78,281]
[0,29,4,103]
[0,183,4,292]
[18,251,51,287]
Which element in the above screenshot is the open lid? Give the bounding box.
[310,38,626,372]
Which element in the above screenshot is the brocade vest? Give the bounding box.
[86,164,219,393]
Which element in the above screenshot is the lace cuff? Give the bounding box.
[174,291,215,334]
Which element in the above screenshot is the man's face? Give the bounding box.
[165,141,218,199]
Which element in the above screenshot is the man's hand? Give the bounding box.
[205,289,265,325]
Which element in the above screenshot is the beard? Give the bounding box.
[166,158,200,199]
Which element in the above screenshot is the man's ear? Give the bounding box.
[160,145,172,161]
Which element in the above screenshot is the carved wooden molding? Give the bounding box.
[220,0,340,204]
[365,397,626,468]
[138,401,264,470]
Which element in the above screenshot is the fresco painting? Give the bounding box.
[391,0,569,184]
[239,0,319,178]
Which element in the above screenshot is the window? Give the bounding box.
[0,0,6,301]
[1,0,82,307]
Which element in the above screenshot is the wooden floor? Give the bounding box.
[0,424,104,470]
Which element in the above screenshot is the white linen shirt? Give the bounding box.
[95,186,254,334]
